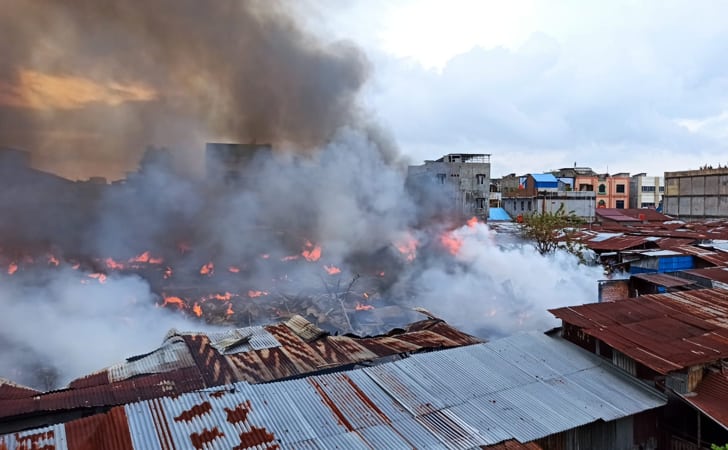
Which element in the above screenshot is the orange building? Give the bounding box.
[574,172,630,209]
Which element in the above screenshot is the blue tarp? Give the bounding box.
[531,173,558,188]
[489,207,512,221]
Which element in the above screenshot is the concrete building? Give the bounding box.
[406,153,491,220]
[501,172,596,221]
[630,173,664,209]
[663,167,728,219]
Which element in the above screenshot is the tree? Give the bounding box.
[519,204,586,261]
[711,444,728,450]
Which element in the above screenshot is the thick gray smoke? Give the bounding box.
[0,0,382,179]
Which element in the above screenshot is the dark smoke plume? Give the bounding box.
[0,0,374,179]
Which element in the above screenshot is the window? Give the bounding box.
[436,173,446,184]
[659,186,664,192]
[616,184,625,193]
[598,199,606,208]
[616,200,625,209]
[476,174,486,185]
[527,200,532,211]
[476,198,486,209]
[598,184,606,195]
[520,201,525,210]
[641,186,655,192]
[641,202,655,208]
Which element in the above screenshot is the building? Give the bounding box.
[630,173,664,209]
[406,153,491,220]
[501,173,596,221]
[663,166,728,220]
[205,142,273,185]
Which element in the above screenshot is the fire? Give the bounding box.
[324,265,341,275]
[395,234,418,262]
[130,251,163,264]
[260,254,270,259]
[467,216,479,228]
[47,254,60,266]
[226,303,234,316]
[71,262,81,270]
[87,273,107,283]
[200,261,214,276]
[378,271,385,277]
[192,302,202,317]
[439,233,463,255]
[7,262,18,275]
[163,267,173,279]
[105,257,125,270]
[228,266,241,273]
[161,295,185,309]
[302,241,322,262]
[247,290,269,298]
[355,302,375,311]
[209,292,233,301]
[363,292,369,299]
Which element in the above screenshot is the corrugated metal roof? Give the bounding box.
[0,316,481,425]
[531,173,558,183]
[670,245,728,266]
[483,439,543,449]
[679,370,728,430]
[0,332,666,450]
[0,379,40,400]
[684,267,728,284]
[551,288,728,374]
[586,235,652,251]
[631,272,698,288]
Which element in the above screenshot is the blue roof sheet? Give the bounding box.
[531,173,558,183]
[488,208,511,221]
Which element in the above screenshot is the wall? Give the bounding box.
[663,168,728,219]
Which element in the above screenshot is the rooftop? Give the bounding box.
[0,332,666,449]
[550,288,728,374]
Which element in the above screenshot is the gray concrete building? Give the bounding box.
[663,167,728,219]
[406,153,491,220]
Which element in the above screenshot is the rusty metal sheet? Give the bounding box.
[394,330,461,348]
[265,323,330,373]
[684,267,728,285]
[0,380,40,400]
[224,351,275,383]
[326,336,380,362]
[404,320,483,346]
[182,334,237,387]
[680,371,728,430]
[631,272,697,288]
[586,235,651,251]
[65,406,133,450]
[284,314,327,341]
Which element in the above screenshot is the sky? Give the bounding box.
[2,0,728,180]
[297,0,728,178]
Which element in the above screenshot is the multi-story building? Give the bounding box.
[406,153,491,220]
[663,166,728,219]
[629,173,664,209]
[501,172,596,221]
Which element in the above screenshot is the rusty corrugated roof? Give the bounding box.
[483,440,544,449]
[586,235,653,251]
[0,379,40,400]
[631,272,697,288]
[550,288,728,374]
[0,316,482,425]
[680,371,728,430]
[684,267,728,285]
[671,245,728,266]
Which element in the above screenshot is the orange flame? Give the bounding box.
[324,265,341,275]
[7,262,18,275]
[209,292,233,301]
[88,273,107,283]
[228,266,241,273]
[260,254,270,259]
[302,241,322,262]
[47,254,60,266]
[439,233,462,255]
[395,235,418,262]
[226,303,234,316]
[192,302,202,317]
[105,257,125,270]
[466,216,479,228]
[131,251,151,263]
[355,302,375,311]
[247,290,269,298]
[163,266,173,279]
[363,292,369,299]
[71,262,81,270]
[161,295,185,309]
[378,271,385,277]
[200,261,214,276]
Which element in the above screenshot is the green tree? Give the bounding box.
[519,204,586,261]
[711,444,728,450]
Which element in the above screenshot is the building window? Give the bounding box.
[521,200,524,210]
[527,200,532,211]
[659,186,664,192]
[476,174,486,185]
[436,173,446,184]
[598,184,606,195]
[476,198,485,209]
[641,186,655,192]
[616,200,625,209]
[641,202,655,208]
[598,199,606,208]
[616,184,625,193]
